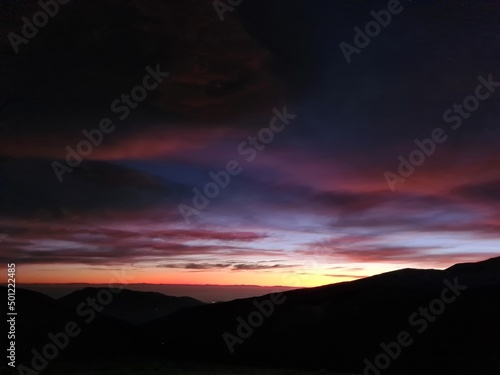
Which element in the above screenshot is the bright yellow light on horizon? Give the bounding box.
[13,263,368,287]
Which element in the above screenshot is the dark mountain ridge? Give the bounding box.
[3,257,499,374]
[58,287,204,324]
[144,256,500,374]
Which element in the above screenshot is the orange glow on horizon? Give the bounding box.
[11,264,368,288]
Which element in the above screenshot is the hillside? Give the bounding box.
[58,287,204,324]
[144,256,500,374]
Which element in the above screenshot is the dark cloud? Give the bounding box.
[0,157,185,219]
[185,263,231,270]
[452,179,500,203]
[232,264,294,270]
[309,190,390,215]
[156,262,294,271]
[1,0,286,137]
[0,220,281,266]
[302,238,498,267]
[0,241,272,266]
[1,0,499,282]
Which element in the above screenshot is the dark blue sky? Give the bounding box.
[1,0,499,287]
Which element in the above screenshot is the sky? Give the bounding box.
[0,0,499,295]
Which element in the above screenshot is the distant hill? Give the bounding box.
[19,283,296,302]
[1,287,65,350]
[0,286,148,371]
[58,287,204,324]
[5,258,500,374]
[1,285,203,374]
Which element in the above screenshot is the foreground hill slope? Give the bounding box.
[3,257,499,375]
[145,256,500,375]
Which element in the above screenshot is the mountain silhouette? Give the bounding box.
[58,287,204,324]
[144,256,500,374]
[5,257,500,374]
[1,286,202,373]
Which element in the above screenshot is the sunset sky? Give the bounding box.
[1,0,499,292]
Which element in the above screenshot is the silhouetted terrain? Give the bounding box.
[19,283,296,302]
[144,257,500,374]
[3,257,500,375]
[1,288,165,366]
[58,287,204,323]
[2,0,499,374]
[0,287,202,374]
